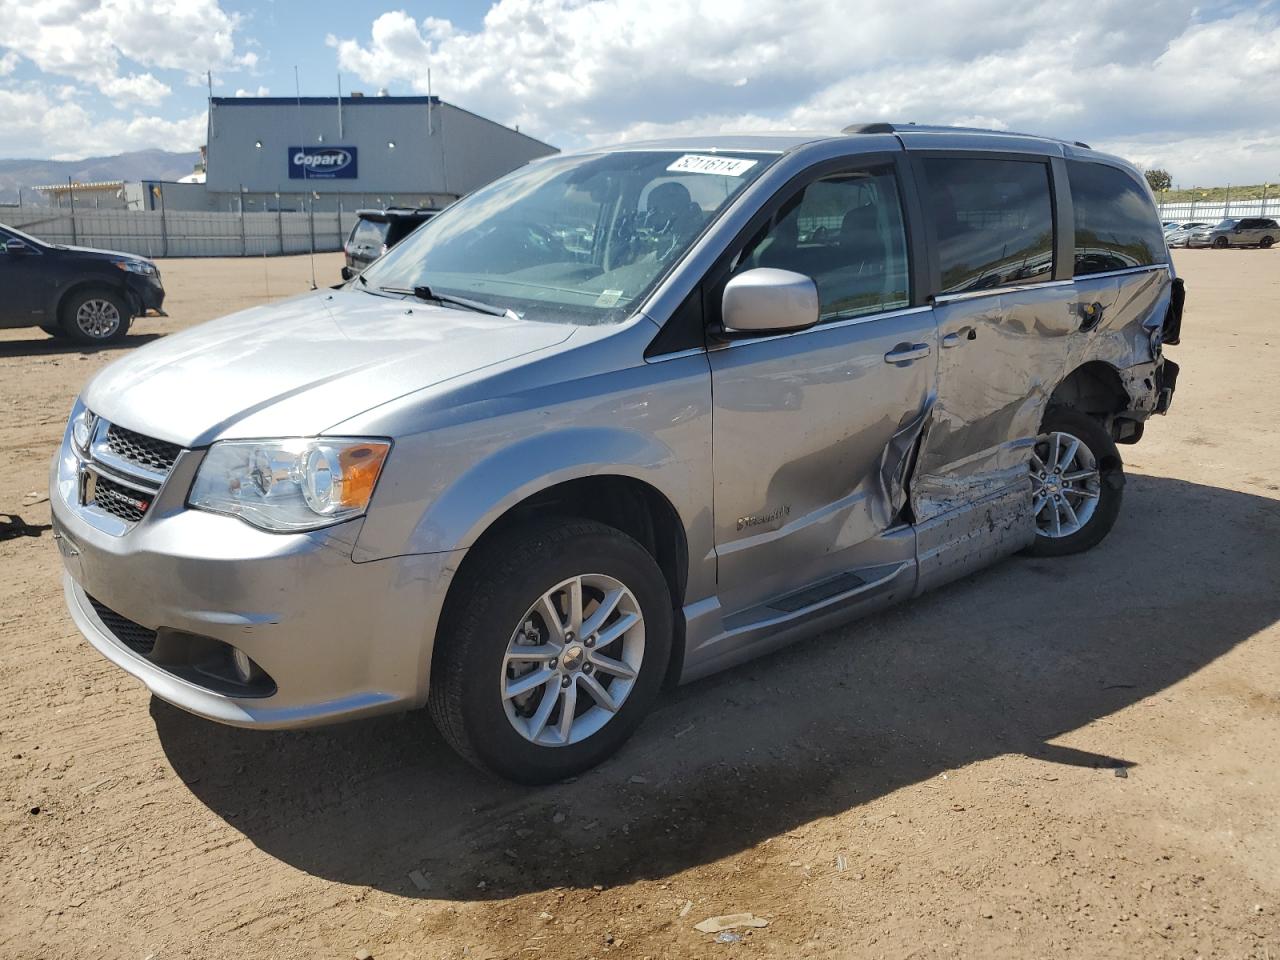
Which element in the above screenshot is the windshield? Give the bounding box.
[1214,219,1237,228]
[359,150,775,324]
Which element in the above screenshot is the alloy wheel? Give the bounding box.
[75,299,122,339]
[501,573,645,747]
[1030,431,1101,538]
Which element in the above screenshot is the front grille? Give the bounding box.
[87,596,156,656]
[105,424,181,474]
[90,475,152,523]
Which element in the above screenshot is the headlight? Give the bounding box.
[188,437,391,532]
[114,259,157,276]
[71,406,97,454]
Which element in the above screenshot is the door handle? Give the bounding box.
[884,342,932,364]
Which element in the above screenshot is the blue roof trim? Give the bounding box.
[210,96,441,106]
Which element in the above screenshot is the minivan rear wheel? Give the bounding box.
[1261,236,1275,249]
[1024,408,1124,557]
[429,518,673,783]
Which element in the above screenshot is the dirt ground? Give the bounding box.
[1,250,1278,960]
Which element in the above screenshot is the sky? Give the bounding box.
[1,0,1278,186]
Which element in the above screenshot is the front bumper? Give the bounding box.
[125,274,166,315]
[50,418,460,729]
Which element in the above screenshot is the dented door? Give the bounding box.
[912,284,1075,518]
[710,307,937,615]
[909,154,1071,522]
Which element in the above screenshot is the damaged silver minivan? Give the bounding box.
[52,124,1181,782]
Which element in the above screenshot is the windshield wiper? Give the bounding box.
[378,284,519,320]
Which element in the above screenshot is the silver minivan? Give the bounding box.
[52,124,1182,782]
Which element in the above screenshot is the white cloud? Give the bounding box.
[235,86,271,98]
[0,50,18,76]
[0,84,206,159]
[329,0,1280,182]
[0,0,247,105]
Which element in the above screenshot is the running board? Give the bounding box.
[724,561,908,631]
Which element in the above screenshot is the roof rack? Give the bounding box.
[841,122,896,135]
[841,121,1090,150]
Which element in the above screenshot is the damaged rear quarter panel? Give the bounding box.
[1063,266,1172,418]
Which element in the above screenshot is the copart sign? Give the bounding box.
[288,147,358,180]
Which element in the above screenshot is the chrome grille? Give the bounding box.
[87,596,157,656]
[89,474,152,523]
[105,424,181,474]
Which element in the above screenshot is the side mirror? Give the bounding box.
[721,268,819,335]
[3,239,32,255]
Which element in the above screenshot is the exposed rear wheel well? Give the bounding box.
[447,476,690,685]
[1049,362,1129,418]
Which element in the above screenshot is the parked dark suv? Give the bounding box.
[0,223,165,344]
[341,208,438,280]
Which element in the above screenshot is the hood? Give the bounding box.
[83,288,575,446]
[57,243,152,263]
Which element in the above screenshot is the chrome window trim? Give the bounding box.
[933,279,1074,305]
[711,304,933,351]
[1071,263,1172,282]
[644,346,708,364]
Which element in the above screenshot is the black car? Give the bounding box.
[341,207,438,280]
[0,222,165,345]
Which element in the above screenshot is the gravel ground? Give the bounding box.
[1,249,1277,959]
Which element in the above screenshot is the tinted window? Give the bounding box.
[736,166,910,321]
[1067,161,1167,275]
[923,157,1054,293]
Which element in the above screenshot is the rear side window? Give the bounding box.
[922,157,1054,294]
[1067,160,1167,275]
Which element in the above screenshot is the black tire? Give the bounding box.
[1261,236,1275,249]
[1023,407,1124,558]
[429,517,673,783]
[59,287,132,346]
[1212,236,1229,249]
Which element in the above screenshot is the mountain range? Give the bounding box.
[0,149,201,204]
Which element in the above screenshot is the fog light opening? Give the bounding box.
[231,648,256,684]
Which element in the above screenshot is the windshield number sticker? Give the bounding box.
[666,155,758,177]
[595,289,625,307]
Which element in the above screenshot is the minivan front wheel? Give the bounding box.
[1024,408,1123,557]
[430,518,673,783]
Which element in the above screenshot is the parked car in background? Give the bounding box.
[1185,217,1278,249]
[53,125,1181,782]
[0,223,165,344]
[341,208,438,280]
[1165,222,1209,248]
